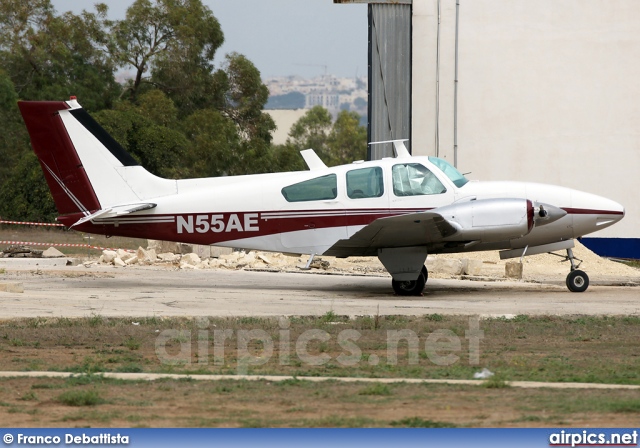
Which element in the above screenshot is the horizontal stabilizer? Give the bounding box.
[71,203,157,227]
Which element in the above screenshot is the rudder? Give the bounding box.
[18,101,101,216]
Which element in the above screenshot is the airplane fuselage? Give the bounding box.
[60,155,624,257]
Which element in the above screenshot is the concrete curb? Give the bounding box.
[0,371,638,390]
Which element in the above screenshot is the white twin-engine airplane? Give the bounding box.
[19,98,625,295]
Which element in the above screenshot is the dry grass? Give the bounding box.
[1,315,639,427]
[1,376,639,428]
[0,314,639,384]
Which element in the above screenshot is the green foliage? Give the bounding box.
[358,383,393,396]
[0,151,57,221]
[288,106,333,158]
[390,417,457,428]
[182,108,240,177]
[0,71,28,187]
[221,53,273,140]
[482,375,511,389]
[93,93,188,179]
[135,124,189,178]
[282,106,367,167]
[0,0,120,110]
[327,110,367,165]
[57,389,105,406]
[111,0,224,111]
[19,391,38,401]
[320,310,339,323]
[124,336,141,351]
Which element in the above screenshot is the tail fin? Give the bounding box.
[18,99,176,217]
[18,101,101,216]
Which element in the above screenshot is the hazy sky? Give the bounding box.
[51,0,368,78]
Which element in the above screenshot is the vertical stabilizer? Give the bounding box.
[19,100,177,219]
[18,101,101,216]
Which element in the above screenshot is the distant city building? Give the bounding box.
[264,75,368,118]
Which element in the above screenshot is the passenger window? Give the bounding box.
[282,174,337,202]
[347,167,384,199]
[392,163,446,196]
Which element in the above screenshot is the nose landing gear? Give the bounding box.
[565,248,589,292]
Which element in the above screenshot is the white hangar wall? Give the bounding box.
[412,0,640,257]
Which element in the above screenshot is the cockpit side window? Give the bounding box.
[346,166,384,199]
[281,174,337,202]
[428,157,469,187]
[392,163,447,196]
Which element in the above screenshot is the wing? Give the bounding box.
[324,211,459,257]
[324,198,538,257]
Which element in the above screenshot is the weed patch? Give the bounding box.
[57,389,105,406]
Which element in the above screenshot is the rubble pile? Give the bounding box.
[1,246,65,259]
[85,240,640,283]
[1,246,43,258]
[92,246,333,272]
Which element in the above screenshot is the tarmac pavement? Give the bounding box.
[1,261,638,318]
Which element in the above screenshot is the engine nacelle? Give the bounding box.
[436,198,534,243]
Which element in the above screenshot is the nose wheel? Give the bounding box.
[565,248,589,292]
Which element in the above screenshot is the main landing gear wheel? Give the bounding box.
[566,269,589,293]
[392,266,428,296]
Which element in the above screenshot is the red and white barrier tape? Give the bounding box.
[0,241,135,253]
[0,220,64,227]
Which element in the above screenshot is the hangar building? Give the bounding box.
[336,0,640,259]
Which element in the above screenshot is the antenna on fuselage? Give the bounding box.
[368,139,411,158]
[300,149,328,171]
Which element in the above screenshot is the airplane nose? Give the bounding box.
[569,190,625,236]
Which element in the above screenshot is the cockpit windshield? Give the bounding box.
[428,157,469,188]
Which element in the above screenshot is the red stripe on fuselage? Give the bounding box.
[58,208,431,245]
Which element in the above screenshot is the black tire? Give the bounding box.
[566,269,589,292]
[421,265,429,284]
[392,271,427,296]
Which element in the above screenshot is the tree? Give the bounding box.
[93,91,188,179]
[0,151,57,222]
[327,110,367,165]
[110,0,224,112]
[219,53,274,142]
[0,71,28,187]
[270,142,306,173]
[282,106,367,168]
[181,108,239,177]
[0,0,120,111]
[110,1,276,176]
[286,106,332,163]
